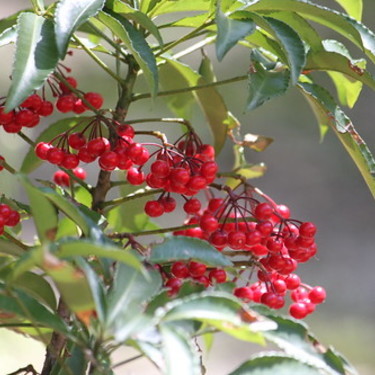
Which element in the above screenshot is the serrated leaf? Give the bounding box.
[0,282,69,334]
[0,25,17,47]
[55,0,105,58]
[20,176,58,243]
[5,13,59,111]
[57,238,143,271]
[106,263,162,341]
[105,0,163,45]
[246,0,375,63]
[298,82,375,198]
[229,353,324,375]
[160,324,201,375]
[97,10,158,96]
[333,0,362,21]
[21,117,92,174]
[246,51,290,111]
[150,236,232,267]
[216,8,255,61]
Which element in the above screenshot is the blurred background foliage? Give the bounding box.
[0,0,374,374]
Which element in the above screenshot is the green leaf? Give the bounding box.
[0,283,69,334]
[229,353,324,375]
[246,50,290,111]
[158,292,267,344]
[150,0,212,16]
[54,0,105,58]
[0,238,25,257]
[57,238,143,271]
[160,324,201,375]
[97,10,158,96]
[5,13,59,111]
[20,176,58,243]
[21,117,92,174]
[54,343,88,375]
[215,8,255,61]
[333,0,362,21]
[0,268,57,309]
[105,0,163,45]
[159,59,233,153]
[298,82,375,198]
[106,263,162,341]
[246,0,375,63]
[198,52,215,83]
[149,236,232,267]
[0,25,17,47]
[245,13,305,84]
[259,314,351,375]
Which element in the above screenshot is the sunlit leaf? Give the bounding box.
[0,25,16,47]
[333,0,362,21]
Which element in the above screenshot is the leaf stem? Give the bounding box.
[18,131,35,146]
[132,75,248,101]
[72,34,126,84]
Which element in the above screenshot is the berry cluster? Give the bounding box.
[160,186,326,319]
[165,261,227,295]
[53,167,87,187]
[0,203,21,235]
[0,94,53,133]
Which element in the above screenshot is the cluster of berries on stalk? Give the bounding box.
[0,203,21,235]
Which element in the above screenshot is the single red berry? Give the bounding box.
[256,221,274,236]
[87,137,110,157]
[200,161,218,178]
[132,147,149,165]
[78,146,97,163]
[165,277,182,296]
[299,222,317,238]
[3,121,22,133]
[59,77,78,94]
[291,287,309,302]
[21,94,42,111]
[254,202,274,221]
[0,204,11,220]
[171,261,189,278]
[151,160,170,178]
[308,286,326,304]
[61,153,79,169]
[208,198,224,213]
[284,274,301,290]
[193,275,210,287]
[56,95,75,113]
[209,230,227,248]
[199,144,215,160]
[187,175,207,191]
[47,148,65,165]
[245,230,262,246]
[200,214,219,233]
[73,99,86,114]
[266,237,284,253]
[37,101,54,116]
[127,167,145,185]
[117,124,135,138]
[183,198,201,214]
[234,287,253,301]
[99,151,119,171]
[289,302,308,319]
[35,142,52,160]
[228,231,246,250]
[73,167,87,180]
[6,211,21,227]
[169,168,190,185]
[68,133,86,150]
[83,92,103,109]
[188,261,207,277]
[272,279,287,294]
[0,107,15,124]
[209,269,227,283]
[145,200,165,217]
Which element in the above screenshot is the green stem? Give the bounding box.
[3,232,29,251]
[18,131,35,146]
[126,117,193,132]
[112,354,144,369]
[0,160,17,174]
[102,188,163,209]
[72,35,125,84]
[132,74,248,101]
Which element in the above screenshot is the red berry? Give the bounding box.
[209,269,227,283]
[61,153,79,169]
[145,200,165,217]
[200,214,219,233]
[228,231,246,250]
[6,211,21,227]
[3,121,22,133]
[171,261,189,278]
[83,92,103,109]
[159,196,176,213]
[21,94,42,111]
[78,146,97,163]
[127,167,145,185]
[68,133,86,150]
[289,302,308,319]
[254,202,274,221]
[73,167,87,180]
[188,261,207,277]
[245,230,262,246]
[87,137,110,157]
[73,99,86,114]
[169,168,190,185]
[59,77,77,94]
[117,124,135,138]
[151,160,170,178]
[183,198,201,214]
[187,175,207,191]
[99,151,119,171]
[308,286,326,304]
[234,287,253,301]
[35,142,52,160]
[165,277,182,296]
[0,107,15,124]
[0,204,11,219]
[56,95,75,112]
[208,198,224,213]
[200,161,218,178]
[284,274,301,290]
[209,231,227,248]
[53,170,70,186]
[299,222,317,238]
[37,101,54,116]
[47,148,65,165]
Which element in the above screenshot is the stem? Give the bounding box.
[0,159,17,174]
[3,232,29,250]
[126,117,194,132]
[91,57,139,211]
[103,188,163,209]
[18,131,35,146]
[132,75,248,101]
[112,354,144,369]
[6,365,38,375]
[72,35,125,84]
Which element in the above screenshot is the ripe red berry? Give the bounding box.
[117,124,135,138]
[186,175,207,191]
[56,95,75,113]
[61,153,79,169]
[188,261,207,277]
[169,168,190,185]
[299,222,317,238]
[171,261,189,278]
[21,94,42,111]
[159,196,176,213]
[144,200,165,217]
[68,133,86,150]
[209,230,227,248]
[151,160,170,178]
[165,277,182,296]
[234,287,253,301]
[99,151,119,171]
[37,101,54,116]
[59,76,78,94]
[200,161,218,178]
[200,214,219,233]
[6,211,21,227]
[127,167,145,185]
[254,202,274,221]
[228,231,246,250]
[183,198,201,214]
[47,148,65,165]
[73,167,87,180]
[83,92,103,109]
[53,170,70,186]
[0,204,11,219]
[87,137,110,157]
[209,269,227,283]
[289,302,308,319]
[308,286,326,304]
[3,121,22,133]
[284,274,301,290]
[35,142,52,160]
[0,107,15,124]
